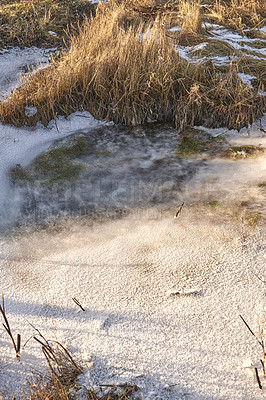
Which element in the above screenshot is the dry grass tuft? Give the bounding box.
[179,0,202,34]
[206,0,266,30]
[25,377,139,400]
[173,31,206,46]
[26,375,72,400]
[123,0,180,22]
[190,38,240,57]
[4,331,139,400]
[0,0,264,130]
[1,317,139,400]
[237,57,266,88]
[124,0,203,37]
[168,0,204,45]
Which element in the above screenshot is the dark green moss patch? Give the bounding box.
[10,136,93,186]
[9,164,33,184]
[33,158,84,185]
[32,137,92,184]
[97,150,113,157]
[34,137,91,167]
[176,127,227,158]
[176,136,200,157]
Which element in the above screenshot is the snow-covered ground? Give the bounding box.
[0,47,57,98]
[0,24,266,400]
[0,181,266,399]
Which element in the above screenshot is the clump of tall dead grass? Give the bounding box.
[176,61,265,130]
[0,0,264,130]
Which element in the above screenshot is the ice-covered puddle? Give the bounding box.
[0,113,266,399]
[2,114,266,230]
[4,123,205,228]
[0,111,110,231]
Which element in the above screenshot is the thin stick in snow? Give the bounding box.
[72,297,85,311]
[239,315,264,348]
[174,202,184,219]
[252,365,262,390]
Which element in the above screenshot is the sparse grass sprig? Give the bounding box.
[34,337,83,388]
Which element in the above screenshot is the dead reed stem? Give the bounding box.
[0,292,21,358]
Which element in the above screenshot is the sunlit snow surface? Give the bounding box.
[0,29,266,400]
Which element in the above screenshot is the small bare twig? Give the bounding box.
[25,318,50,346]
[17,333,21,356]
[174,202,184,219]
[136,361,161,378]
[260,358,265,376]
[253,272,266,284]
[240,315,265,388]
[239,315,264,348]
[252,365,262,390]
[72,297,85,311]
[0,292,21,358]
[259,326,265,376]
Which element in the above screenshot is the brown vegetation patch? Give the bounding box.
[206,0,266,30]
[174,31,206,46]
[0,1,264,130]
[0,0,96,48]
